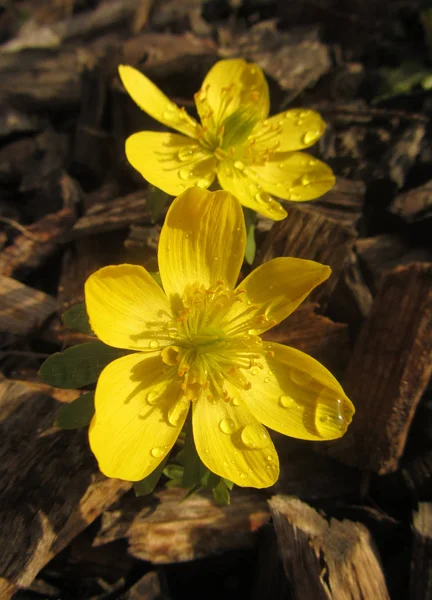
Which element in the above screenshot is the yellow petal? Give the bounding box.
[119,64,199,138]
[245,343,355,440]
[90,353,188,481]
[192,387,279,488]
[195,59,269,131]
[158,187,246,298]
[250,109,326,152]
[226,257,330,335]
[85,264,171,351]
[125,132,217,196]
[217,160,287,220]
[249,152,335,201]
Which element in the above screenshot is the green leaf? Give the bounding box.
[201,471,220,490]
[212,480,231,506]
[39,342,125,388]
[243,207,257,265]
[222,478,234,490]
[373,60,432,103]
[147,185,171,222]
[163,463,184,481]
[149,271,163,288]
[62,303,93,335]
[181,416,208,488]
[55,391,95,429]
[134,456,169,496]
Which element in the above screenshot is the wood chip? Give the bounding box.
[93,487,270,564]
[0,378,130,598]
[121,570,171,600]
[411,503,432,600]
[306,178,365,229]
[257,204,356,309]
[389,179,432,224]
[0,276,57,335]
[326,263,432,473]
[269,495,390,600]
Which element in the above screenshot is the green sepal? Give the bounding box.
[62,303,93,335]
[243,207,257,265]
[55,391,95,429]
[163,463,184,482]
[39,341,126,388]
[223,478,234,490]
[201,471,221,490]
[134,456,169,496]
[149,271,163,289]
[212,480,231,505]
[181,416,208,488]
[147,184,171,222]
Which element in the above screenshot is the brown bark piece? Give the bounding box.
[0,276,57,335]
[121,570,171,600]
[411,503,432,600]
[93,487,270,564]
[257,204,356,309]
[304,178,365,229]
[326,263,432,473]
[390,179,432,224]
[0,378,130,598]
[269,495,390,600]
[0,206,76,278]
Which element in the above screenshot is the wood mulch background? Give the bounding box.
[0,0,431,598]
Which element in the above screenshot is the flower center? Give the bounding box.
[161,281,271,403]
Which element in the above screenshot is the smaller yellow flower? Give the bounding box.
[85,188,354,488]
[119,59,335,220]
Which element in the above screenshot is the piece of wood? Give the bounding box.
[0,275,57,335]
[0,205,76,278]
[257,204,356,309]
[263,302,350,377]
[269,495,390,600]
[121,570,171,600]
[69,190,151,239]
[303,177,365,229]
[390,180,432,224]
[403,450,432,502]
[93,487,271,564]
[326,263,432,474]
[0,378,131,598]
[411,503,432,600]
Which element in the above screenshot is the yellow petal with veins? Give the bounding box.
[250,109,326,152]
[195,58,269,132]
[192,386,279,488]
[85,264,171,351]
[119,64,199,139]
[216,160,287,220]
[125,132,217,196]
[158,187,246,299]
[90,353,188,481]
[244,343,354,440]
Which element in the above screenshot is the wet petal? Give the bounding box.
[90,353,188,481]
[192,388,279,488]
[217,160,287,220]
[85,265,171,351]
[159,187,245,298]
[249,152,335,202]
[245,343,355,441]
[126,132,216,196]
[250,109,326,152]
[195,59,269,131]
[119,65,199,138]
[222,257,330,336]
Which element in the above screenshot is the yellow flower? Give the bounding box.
[85,188,354,488]
[118,59,335,221]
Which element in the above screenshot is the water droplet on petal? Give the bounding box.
[196,178,209,189]
[279,395,298,409]
[147,391,159,405]
[241,423,270,449]
[302,130,320,145]
[149,340,160,349]
[255,191,267,203]
[264,377,270,383]
[151,446,166,458]
[289,369,313,386]
[232,397,241,406]
[179,168,191,180]
[308,158,318,166]
[315,398,346,436]
[251,367,259,376]
[177,147,195,161]
[219,418,236,434]
[168,399,189,426]
[234,160,244,171]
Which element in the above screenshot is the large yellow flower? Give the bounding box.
[119,59,335,221]
[85,188,354,488]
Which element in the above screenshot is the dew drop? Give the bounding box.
[296,119,305,126]
[219,418,236,434]
[147,391,159,405]
[289,369,313,386]
[151,446,166,458]
[251,367,259,376]
[177,147,194,161]
[279,395,298,409]
[302,130,320,145]
[240,473,247,479]
[301,173,313,186]
[264,377,270,383]
[241,423,270,449]
[254,191,267,203]
[149,340,160,349]
[234,160,244,171]
[315,398,346,436]
[232,397,241,406]
[196,178,208,189]
[308,158,318,166]
[249,66,257,75]
[168,398,189,426]
[179,168,191,180]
